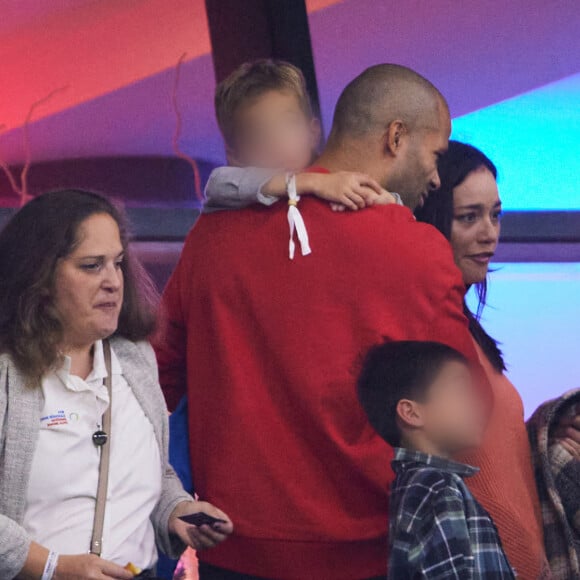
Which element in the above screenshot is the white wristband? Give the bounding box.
[285,172,312,260]
[41,550,59,580]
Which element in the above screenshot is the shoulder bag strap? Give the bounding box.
[90,339,113,556]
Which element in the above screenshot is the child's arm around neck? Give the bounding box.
[203,166,399,214]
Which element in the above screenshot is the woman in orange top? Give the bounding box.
[415,141,551,579]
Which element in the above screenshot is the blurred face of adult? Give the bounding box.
[387,103,451,210]
[54,213,124,350]
[450,167,502,286]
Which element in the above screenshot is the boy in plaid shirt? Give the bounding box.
[357,341,515,579]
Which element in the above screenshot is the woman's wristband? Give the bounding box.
[41,551,59,580]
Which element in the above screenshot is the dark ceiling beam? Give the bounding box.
[204,0,321,120]
[1,209,580,248]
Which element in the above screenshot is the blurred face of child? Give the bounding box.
[227,90,320,172]
[410,360,486,454]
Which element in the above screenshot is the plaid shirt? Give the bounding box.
[388,448,515,579]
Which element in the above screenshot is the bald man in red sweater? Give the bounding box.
[155,64,484,580]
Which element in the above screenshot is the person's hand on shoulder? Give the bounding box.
[260,170,399,211]
[330,186,399,212]
[168,500,234,552]
[298,171,397,211]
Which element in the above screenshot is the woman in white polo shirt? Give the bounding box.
[0,190,233,580]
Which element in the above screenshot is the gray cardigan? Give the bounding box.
[0,337,192,579]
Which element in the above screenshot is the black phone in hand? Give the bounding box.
[178,512,227,527]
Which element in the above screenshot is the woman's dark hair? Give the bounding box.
[0,190,158,382]
[357,341,467,447]
[415,140,506,372]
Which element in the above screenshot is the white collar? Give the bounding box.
[56,340,121,394]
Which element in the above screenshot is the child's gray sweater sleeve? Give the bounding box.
[203,166,281,213]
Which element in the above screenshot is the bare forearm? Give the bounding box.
[16,542,48,580]
[260,172,322,197]
[17,542,133,580]
[261,171,397,211]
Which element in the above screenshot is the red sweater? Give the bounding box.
[155,196,480,579]
[461,342,549,579]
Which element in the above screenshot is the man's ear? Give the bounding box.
[384,120,407,156]
[396,398,424,429]
[309,117,323,151]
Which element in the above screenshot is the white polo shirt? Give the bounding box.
[23,340,162,569]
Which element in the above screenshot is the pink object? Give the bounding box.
[174,548,199,580]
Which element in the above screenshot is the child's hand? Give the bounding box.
[330,188,399,212]
[303,171,394,211]
[261,171,399,211]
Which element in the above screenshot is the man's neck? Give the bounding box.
[314,141,386,181]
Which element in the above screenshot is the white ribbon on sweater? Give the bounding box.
[286,173,312,260]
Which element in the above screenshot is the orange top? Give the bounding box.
[461,341,549,580]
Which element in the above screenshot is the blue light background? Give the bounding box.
[455,74,579,415]
[451,73,580,211]
[467,263,580,417]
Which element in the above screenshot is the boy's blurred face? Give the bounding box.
[416,360,486,454]
[227,90,320,172]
